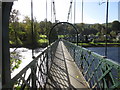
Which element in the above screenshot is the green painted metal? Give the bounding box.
[48,22,79,46]
[3,39,120,89]
[3,40,59,89]
[63,39,120,89]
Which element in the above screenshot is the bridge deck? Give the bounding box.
[46,41,89,89]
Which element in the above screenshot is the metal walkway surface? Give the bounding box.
[46,41,89,89]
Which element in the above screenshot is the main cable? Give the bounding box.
[53,0,56,23]
[74,0,76,24]
[51,0,53,22]
[67,0,73,22]
[31,0,35,59]
[105,0,109,57]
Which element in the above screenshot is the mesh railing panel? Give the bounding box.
[3,40,59,89]
[63,39,120,89]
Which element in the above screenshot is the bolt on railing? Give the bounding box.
[63,39,120,89]
[3,40,59,89]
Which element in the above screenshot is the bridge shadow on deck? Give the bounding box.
[45,41,89,89]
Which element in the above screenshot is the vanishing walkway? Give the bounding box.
[46,41,89,89]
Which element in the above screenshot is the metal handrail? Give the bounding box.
[63,39,120,89]
[3,40,59,89]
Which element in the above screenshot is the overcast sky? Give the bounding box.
[12,0,119,24]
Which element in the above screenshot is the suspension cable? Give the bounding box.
[46,0,47,21]
[46,0,48,45]
[105,0,109,57]
[31,0,35,59]
[67,0,73,22]
[82,0,83,23]
[70,0,73,23]
[81,0,84,46]
[51,0,53,22]
[53,0,56,23]
[99,0,108,57]
[74,0,76,24]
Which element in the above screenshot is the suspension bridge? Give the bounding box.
[1,0,120,89]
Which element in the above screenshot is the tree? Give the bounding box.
[33,18,41,47]
[39,21,46,34]
[110,31,116,38]
[9,9,22,46]
[22,16,32,47]
[9,9,20,23]
[112,21,120,32]
[10,51,22,72]
[9,9,22,72]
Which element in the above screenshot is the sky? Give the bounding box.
[12,0,120,24]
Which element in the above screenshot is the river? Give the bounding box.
[10,47,119,78]
[87,47,119,63]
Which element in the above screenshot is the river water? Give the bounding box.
[87,47,119,63]
[10,47,119,78]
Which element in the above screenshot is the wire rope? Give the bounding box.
[31,0,35,59]
[67,0,73,22]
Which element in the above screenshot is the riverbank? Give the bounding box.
[10,42,120,48]
[10,43,48,49]
[78,42,120,47]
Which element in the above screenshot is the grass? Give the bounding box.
[78,43,90,46]
[94,42,120,44]
[38,39,48,44]
[78,42,120,47]
[90,42,120,45]
[39,35,47,38]
[58,35,69,38]
[39,34,48,44]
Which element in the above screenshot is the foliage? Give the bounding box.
[40,35,47,38]
[9,9,23,46]
[9,9,120,47]
[112,21,120,32]
[10,51,22,72]
[38,39,48,44]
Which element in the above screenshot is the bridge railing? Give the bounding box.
[63,40,120,89]
[3,40,59,89]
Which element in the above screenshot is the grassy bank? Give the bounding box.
[78,42,120,47]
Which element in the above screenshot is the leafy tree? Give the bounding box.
[33,18,41,47]
[9,9,23,46]
[49,29,58,43]
[10,51,22,72]
[112,21,120,32]
[46,21,52,36]
[76,25,81,33]
[91,24,103,32]
[39,21,46,34]
[9,9,22,72]
[22,16,32,47]
[110,31,116,38]
[9,9,20,23]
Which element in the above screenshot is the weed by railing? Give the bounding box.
[3,40,59,89]
[63,39,120,89]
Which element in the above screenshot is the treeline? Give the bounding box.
[75,21,120,43]
[9,9,120,48]
[9,9,52,48]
